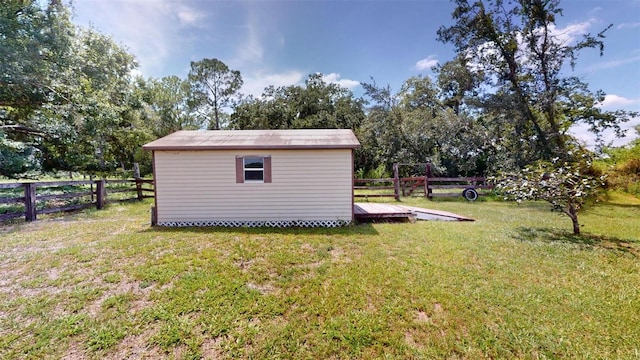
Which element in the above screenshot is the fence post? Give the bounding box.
[96,180,106,210]
[393,163,400,201]
[24,183,37,222]
[135,178,143,201]
[90,175,94,202]
[425,164,432,199]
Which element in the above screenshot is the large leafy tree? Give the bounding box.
[188,58,243,130]
[231,73,365,131]
[435,56,483,115]
[1,0,152,177]
[437,0,636,163]
[1,0,74,177]
[43,28,141,174]
[138,76,203,137]
[0,0,73,117]
[231,73,366,168]
[360,76,490,176]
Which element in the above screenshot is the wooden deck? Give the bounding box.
[354,203,475,222]
[354,203,415,222]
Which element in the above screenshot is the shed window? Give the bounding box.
[244,157,264,181]
[236,156,271,183]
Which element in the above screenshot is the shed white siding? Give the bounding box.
[154,149,353,224]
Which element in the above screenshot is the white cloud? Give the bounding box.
[240,72,360,98]
[570,115,640,148]
[617,22,640,29]
[176,5,205,26]
[415,56,438,71]
[233,4,267,67]
[468,19,596,74]
[235,24,264,65]
[548,19,595,45]
[321,73,360,89]
[72,0,206,77]
[570,95,640,148]
[587,54,640,71]
[241,71,306,97]
[598,94,639,108]
[588,7,602,16]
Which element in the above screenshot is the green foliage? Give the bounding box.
[437,0,638,164]
[137,76,204,137]
[0,0,74,113]
[355,163,390,179]
[0,1,161,178]
[1,0,75,177]
[493,158,606,234]
[0,131,40,178]
[188,58,243,130]
[360,76,490,176]
[598,127,640,196]
[435,56,483,115]
[231,73,368,170]
[231,73,365,131]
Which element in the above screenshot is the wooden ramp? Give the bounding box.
[396,205,475,221]
[354,203,474,222]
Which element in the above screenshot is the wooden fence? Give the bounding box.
[0,179,154,223]
[353,178,400,200]
[401,176,490,199]
[354,176,489,200]
[355,162,490,201]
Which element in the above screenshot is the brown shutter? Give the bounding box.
[235,156,244,183]
[264,156,272,183]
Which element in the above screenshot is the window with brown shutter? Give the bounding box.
[236,156,271,183]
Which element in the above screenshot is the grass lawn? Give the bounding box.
[0,195,638,359]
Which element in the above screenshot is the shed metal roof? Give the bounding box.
[142,129,361,150]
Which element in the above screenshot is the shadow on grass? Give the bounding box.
[515,227,639,256]
[143,222,380,236]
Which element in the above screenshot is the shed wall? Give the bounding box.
[154,149,353,224]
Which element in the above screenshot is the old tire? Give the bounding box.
[462,188,478,201]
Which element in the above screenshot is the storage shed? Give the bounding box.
[142,129,361,227]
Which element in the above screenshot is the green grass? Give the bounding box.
[0,195,638,359]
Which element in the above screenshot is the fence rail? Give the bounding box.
[353,178,399,200]
[354,163,490,201]
[0,179,154,223]
[401,176,490,198]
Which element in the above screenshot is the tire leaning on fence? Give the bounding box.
[462,187,479,201]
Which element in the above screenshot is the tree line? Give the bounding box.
[2,0,637,183]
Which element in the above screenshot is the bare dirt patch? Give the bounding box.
[234,259,255,272]
[330,246,352,263]
[108,324,164,360]
[201,335,226,359]
[246,282,279,295]
[63,340,88,360]
[414,310,431,324]
[85,277,157,317]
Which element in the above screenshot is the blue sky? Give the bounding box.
[72,0,640,147]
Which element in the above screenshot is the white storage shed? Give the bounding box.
[142,129,361,227]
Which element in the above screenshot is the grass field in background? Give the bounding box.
[0,195,638,359]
